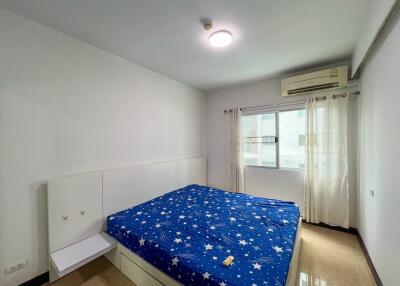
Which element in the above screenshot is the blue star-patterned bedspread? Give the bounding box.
[106,184,300,286]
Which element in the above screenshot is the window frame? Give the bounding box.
[242,106,306,171]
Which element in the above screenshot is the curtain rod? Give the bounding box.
[223,99,305,113]
[311,91,360,102]
[223,91,360,113]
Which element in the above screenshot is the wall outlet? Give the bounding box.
[5,259,27,275]
[369,188,375,197]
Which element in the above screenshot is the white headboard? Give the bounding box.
[103,157,206,216]
[47,172,103,253]
[47,157,206,253]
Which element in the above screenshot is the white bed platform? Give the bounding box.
[47,156,301,285]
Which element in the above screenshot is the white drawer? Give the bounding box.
[121,253,163,286]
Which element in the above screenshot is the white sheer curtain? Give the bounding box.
[231,107,244,193]
[304,96,349,228]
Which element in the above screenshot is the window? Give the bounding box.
[242,112,277,167]
[242,109,306,170]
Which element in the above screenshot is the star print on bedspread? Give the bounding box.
[107,184,300,286]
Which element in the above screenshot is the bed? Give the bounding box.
[106,184,301,286]
[47,158,301,285]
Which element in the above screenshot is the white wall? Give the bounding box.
[206,72,358,225]
[0,8,206,286]
[358,7,400,285]
[245,168,305,210]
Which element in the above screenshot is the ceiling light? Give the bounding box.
[209,30,233,48]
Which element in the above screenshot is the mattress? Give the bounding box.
[106,184,300,286]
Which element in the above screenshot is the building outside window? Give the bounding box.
[242,109,305,170]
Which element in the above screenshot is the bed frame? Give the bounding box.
[47,156,301,285]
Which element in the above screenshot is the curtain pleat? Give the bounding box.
[304,97,349,228]
[231,107,244,193]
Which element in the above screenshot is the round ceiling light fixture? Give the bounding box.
[209,30,233,48]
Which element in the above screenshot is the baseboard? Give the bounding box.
[355,232,383,286]
[19,272,49,286]
[303,220,383,286]
[302,220,358,235]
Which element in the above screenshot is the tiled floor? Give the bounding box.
[46,223,376,286]
[44,257,135,286]
[297,224,376,286]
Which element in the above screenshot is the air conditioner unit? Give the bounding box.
[281,66,348,96]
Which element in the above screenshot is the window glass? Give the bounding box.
[241,108,306,170]
[279,109,306,169]
[242,113,277,167]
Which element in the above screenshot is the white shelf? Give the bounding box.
[50,232,116,277]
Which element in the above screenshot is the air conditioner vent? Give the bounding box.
[287,82,339,95]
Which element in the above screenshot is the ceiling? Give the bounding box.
[0,0,370,91]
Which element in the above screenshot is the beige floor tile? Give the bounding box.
[297,223,376,286]
[44,257,136,286]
